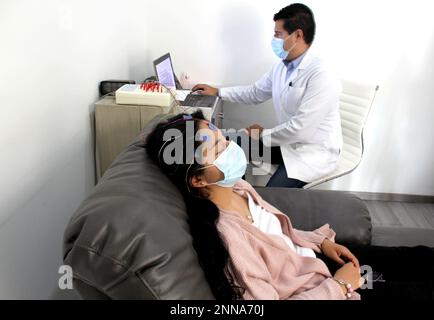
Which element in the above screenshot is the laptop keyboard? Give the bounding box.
[182,94,217,108]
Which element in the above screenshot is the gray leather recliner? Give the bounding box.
[62,115,372,300]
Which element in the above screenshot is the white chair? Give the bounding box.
[245,80,379,188]
[303,80,379,189]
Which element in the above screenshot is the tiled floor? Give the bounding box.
[364,201,434,229]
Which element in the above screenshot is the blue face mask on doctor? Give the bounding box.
[200,140,247,187]
[271,33,297,59]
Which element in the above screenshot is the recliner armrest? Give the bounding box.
[255,187,372,246]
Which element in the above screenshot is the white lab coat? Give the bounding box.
[219,49,343,182]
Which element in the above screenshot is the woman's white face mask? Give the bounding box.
[198,141,247,188]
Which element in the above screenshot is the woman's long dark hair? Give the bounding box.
[145,110,244,300]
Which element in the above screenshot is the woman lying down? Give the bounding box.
[145,110,434,301]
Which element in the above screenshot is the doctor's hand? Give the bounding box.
[321,239,360,269]
[191,84,218,96]
[245,124,264,140]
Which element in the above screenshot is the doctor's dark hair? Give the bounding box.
[145,110,244,300]
[274,3,316,45]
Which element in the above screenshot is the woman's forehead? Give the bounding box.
[197,121,220,143]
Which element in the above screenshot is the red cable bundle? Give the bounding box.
[140,82,161,92]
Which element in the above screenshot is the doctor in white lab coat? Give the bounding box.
[192,4,342,188]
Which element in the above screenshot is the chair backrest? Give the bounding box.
[303,80,379,189]
[63,114,216,300]
[339,80,379,169]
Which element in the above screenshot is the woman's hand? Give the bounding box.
[321,239,360,268]
[334,262,364,294]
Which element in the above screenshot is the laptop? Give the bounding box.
[153,53,219,109]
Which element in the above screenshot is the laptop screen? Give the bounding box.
[154,53,176,89]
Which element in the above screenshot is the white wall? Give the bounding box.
[0,0,150,299]
[144,0,434,196]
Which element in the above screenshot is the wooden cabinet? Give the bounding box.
[94,96,175,181]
